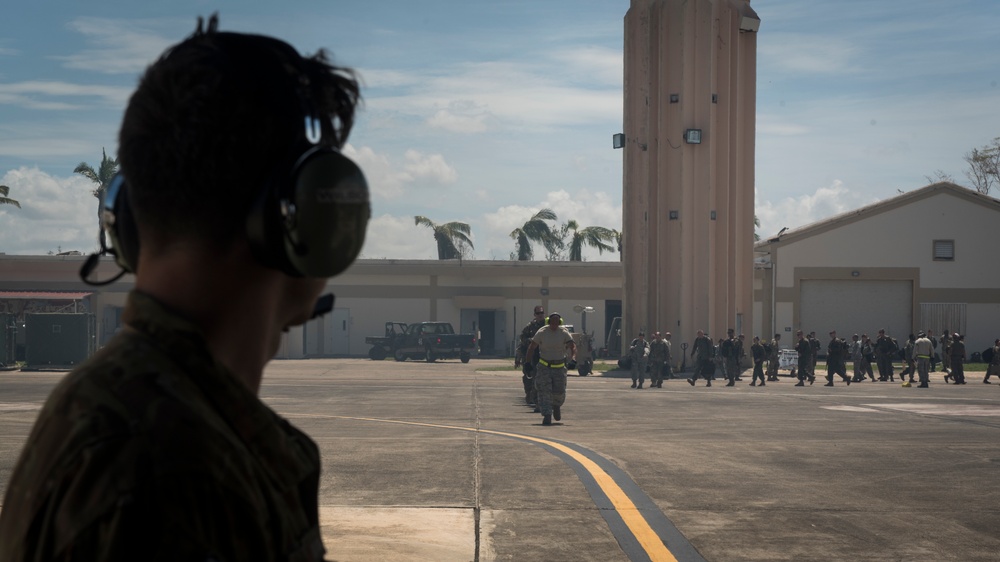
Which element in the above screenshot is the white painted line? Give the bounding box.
[863,403,1000,417]
[822,405,886,413]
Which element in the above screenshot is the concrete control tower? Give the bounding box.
[620,0,760,349]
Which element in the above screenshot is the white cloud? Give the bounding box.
[358,214,439,260]
[342,144,409,199]
[402,150,458,184]
[364,59,621,132]
[54,17,176,74]
[0,81,131,110]
[759,33,863,75]
[342,144,459,201]
[0,167,98,255]
[548,46,623,87]
[755,180,878,240]
[426,108,489,133]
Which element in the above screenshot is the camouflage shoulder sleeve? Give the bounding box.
[0,328,324,562]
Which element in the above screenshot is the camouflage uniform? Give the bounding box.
[531,325,575,421]
[0,292,326,562]
[949,335,966,384]
[874,332,897,381]
[825,334,851,385]
[750,339,766,386]
[516,316,546,405]
[984,341,1000,383]
[687,333,714,386]
[721,333,738,386]
[941,331,953,373]
[913,334,933,387]
[765,336,781,381]
[647,335,669,388]
[661,335,674,380]
[794,334,814,385]
[628,335,649,388]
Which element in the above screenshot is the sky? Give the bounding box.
[1,0,998,260]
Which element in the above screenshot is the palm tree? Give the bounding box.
[414,216,474,259]
[565,220,616,261]
[74,148,119,202]
[75,148,119,247]
[754,214,761,242]
[509,208,560,261]
[612,229,623,261]
[0,185,20,209]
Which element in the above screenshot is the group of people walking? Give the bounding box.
[637,327,1000,390]
[513,306,1000,428]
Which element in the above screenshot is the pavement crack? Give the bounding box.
[473,381,482,562]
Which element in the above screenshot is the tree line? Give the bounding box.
[415,210,620,261]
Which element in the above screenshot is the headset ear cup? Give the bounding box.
[287,149,370,277]
[103,174,140,273]
[247,147,370,278]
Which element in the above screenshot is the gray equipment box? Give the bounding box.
[24,313,96,370]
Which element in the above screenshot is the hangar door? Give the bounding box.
[800,280,912,339]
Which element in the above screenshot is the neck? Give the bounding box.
[134,241,286,394]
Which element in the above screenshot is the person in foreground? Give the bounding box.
[0,15,368,561]
[525,312,576,425]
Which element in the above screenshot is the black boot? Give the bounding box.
[553,406,561,421]
[542,414,552,426]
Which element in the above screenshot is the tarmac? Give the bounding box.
[2,359,999,561]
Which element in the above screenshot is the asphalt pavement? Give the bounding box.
[2,359,999,561]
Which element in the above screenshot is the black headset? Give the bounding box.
[81,36,370,287]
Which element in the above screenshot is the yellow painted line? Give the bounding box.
[294,414,678,562]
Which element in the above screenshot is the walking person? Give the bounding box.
[515,305,547,407]
[912,332,933,388]
[687,330,715,387]
[875,329,897,382]
[849,334,865,382]
[825,330,852,386]
[648,332,669,388]
[525,312,577,425]
[949,333,966,384]
[984,339,1000,384]
[941,329,953,378]
[662,332,674,381]
[628,331,650,389]
[900,334,917,386]
[808,331,821,378]
[736,334,747,381]
[794,330,815,386]
[750,336,767,387]
[721,329,739,386]
[927,329,939,372]
[766,333,781,381]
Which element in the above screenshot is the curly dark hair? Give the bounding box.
[118,14,361,246]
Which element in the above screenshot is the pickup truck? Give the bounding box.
[365,322,409,361]
[391,321,477,363]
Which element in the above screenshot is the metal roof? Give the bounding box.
[0,291,92,300]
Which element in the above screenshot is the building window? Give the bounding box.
[933,240,955,261]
